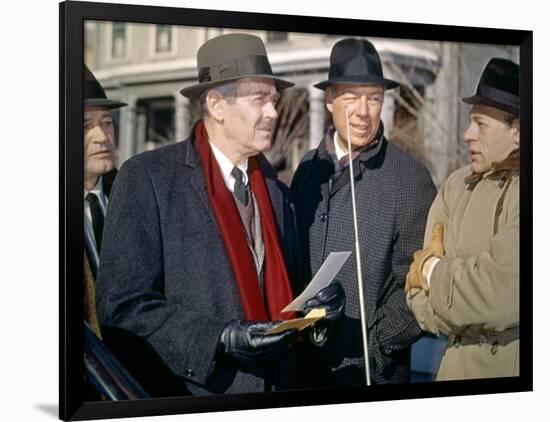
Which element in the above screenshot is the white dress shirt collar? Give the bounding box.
[84,177,106,205]
[209,140,249,193]
[333,131,348,161]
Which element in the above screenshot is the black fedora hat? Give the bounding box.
[314,38,399,91]
[462,57,519,115]
[179,33,295,99]
[84,65,127,109]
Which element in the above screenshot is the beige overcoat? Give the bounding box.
[407,154,519,380]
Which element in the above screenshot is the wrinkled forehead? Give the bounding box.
[84,106,111,119]
[235,77,277,96]
[332,83,385,96]
[468,104,513,124]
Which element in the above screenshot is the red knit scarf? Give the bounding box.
[194,121,295,321]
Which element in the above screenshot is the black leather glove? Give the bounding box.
[217,320,299,367]
[303,282,345,347]
[303,282,345,321]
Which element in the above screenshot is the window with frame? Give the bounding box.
[155,24,172,53]
[136,97,175,152]
[111,22,127,58]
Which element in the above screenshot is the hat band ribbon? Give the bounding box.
[329,55,383,80]
[478,85,520,110]
[199,55,273,83]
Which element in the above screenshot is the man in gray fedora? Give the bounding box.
[96,33,304,396]
[291,38,437,386]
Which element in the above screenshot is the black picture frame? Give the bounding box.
[60,1,533,420]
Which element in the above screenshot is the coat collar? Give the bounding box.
[102,168,117,198]
[184,121,202,169]
[317,123,385,166]
[316,124,387,195]
[464,150,520,185]
[183,123,215,225]
[183,120,283,226]
[183,120,279,180]
[462,150,519,235]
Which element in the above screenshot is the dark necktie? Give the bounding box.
[231,167,249,206]
[86,192,105,254]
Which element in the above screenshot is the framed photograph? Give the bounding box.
[60,0,532,420]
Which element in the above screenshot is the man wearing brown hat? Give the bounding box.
[406,58,520,380]
[96,34,308,396]
[291,38,436,386]
[83,65,127,338]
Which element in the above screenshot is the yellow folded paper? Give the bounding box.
[265,308,327,335]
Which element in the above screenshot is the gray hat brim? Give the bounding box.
[180,75,294,99]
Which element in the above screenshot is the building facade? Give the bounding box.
[85,21,518,186]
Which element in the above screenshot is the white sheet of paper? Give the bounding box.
[282,251,351,312]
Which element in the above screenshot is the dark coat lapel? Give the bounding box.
[103,168,117,198]
[257,154,283,229]
[315,126,387,197]
[184,135,217,226]
[330,139,385,196]
[302,147,333,206]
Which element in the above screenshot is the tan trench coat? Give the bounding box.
[407,157,519,380]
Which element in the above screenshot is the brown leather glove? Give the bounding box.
[405,223,444,293]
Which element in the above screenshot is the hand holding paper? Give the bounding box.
[282,251,351,312]
[303,281,345,322]
[266,252,351,336]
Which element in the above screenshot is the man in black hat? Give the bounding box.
[406,58,520,380]
[96,33,319,396]
[291,38,437,386]
[83,65,127,338]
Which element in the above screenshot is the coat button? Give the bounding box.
[320,212,327,222]
[184,369,195,378]
[490,341,499,355]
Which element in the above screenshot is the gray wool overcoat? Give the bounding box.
[291,128,437,386]
[96,130,301,397]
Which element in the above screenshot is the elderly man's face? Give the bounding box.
[84,107,115,186]
[463,104,519,173]
[326,84,384,152]
[219,78,279,160]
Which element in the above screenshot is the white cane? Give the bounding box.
[344,104,371,386]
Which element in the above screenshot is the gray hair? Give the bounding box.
[199,81,239,120]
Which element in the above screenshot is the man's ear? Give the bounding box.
[324,86,334,114]
[512,117,520,148]
[205,89,225,122]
